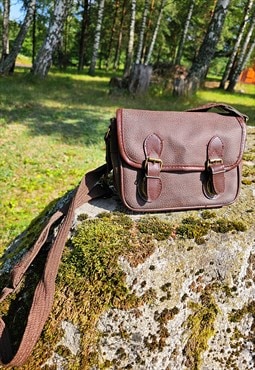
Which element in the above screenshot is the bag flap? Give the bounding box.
[116,108,246,172]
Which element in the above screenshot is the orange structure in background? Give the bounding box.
[239,64,255,84]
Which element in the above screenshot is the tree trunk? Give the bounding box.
[88,0,105,76]
[78,0,90,71]
[31,4,37,65]
[123,0,136,77]
[0,0,36,74]
[240,36,255,73]
[128,63,152,94]
[144,0,166,66]
[174,0,195,65]
[104,1,119,70]
[1,0,10,62]
[31,0,72,77]
[141,0,155,63]
[135,0,150,64]
[219,0,254,89]
[185,0,230,94]
[113,0,128,70]
[227,5,255,92]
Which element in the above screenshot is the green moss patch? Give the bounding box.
[243,152,255,162]
[211,218,248,233]
[184,291,219,370]
[242,162,255,185]
[138,213,248,247]
[137,216,174,240]
[41,213,158,369]
[175,217,210,244]
[229,301,255,323]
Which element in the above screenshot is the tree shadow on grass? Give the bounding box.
[27,107,109,146]
[0,104,111,146]
[1,71,254,149]
[0,73,117,145]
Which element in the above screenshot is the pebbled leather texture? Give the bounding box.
[112,104,246,212]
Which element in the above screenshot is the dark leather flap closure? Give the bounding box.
[116,108,246,172]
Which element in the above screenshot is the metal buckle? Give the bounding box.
[207,158,223,167]
[145,157,163,170]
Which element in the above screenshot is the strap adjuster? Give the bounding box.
[145,157,163,170]
[207,158,223,168]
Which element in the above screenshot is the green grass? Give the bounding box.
[0,67,254,253]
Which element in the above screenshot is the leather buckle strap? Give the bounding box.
[206,136,225,196]
[141,134,163,202]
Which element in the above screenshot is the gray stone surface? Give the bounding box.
[96,229,255,369]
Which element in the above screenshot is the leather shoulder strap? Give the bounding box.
[186,102,248,122]
[0,164,108,367]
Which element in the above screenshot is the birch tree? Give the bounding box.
[31,0,72,77]
[219,0,254,89]
[113,0,128,70]
[105,1,120,70]
[1,0,10,63]
[0,0,36,74]
[135,0,150,64]
[227,5,255,91]
[144,0,167,65]
[239,33,255,70]
[127,0,152,94]
[78,0,90,71]
[123,0,136,76]
[185,0,231,94]
[174,0,195,65]
[88,0,105,75]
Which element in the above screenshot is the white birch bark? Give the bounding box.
[220,0,255,89]
[144,0,166,66]
[32,0,72,77]
[88,0,105,75]
[1,0,10,60]
[186,0,231,93]
[124,0,136,76]
[0,0,36,74]
[175,0,195,65]
[241,36,255,70]
[135,0,150,64]
[227,7,255,91]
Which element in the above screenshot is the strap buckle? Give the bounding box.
[207,158,223,168]
[145,157,163,170]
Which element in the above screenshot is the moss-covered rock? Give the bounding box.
[0,127,255,370]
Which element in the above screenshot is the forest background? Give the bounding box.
[0,0,255,90]
[0,0,255,254]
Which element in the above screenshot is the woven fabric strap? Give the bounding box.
[0,164,108,367]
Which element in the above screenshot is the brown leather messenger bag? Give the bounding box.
[0,103,247,366]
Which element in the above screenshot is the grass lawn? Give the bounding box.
[0,67,254,254]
